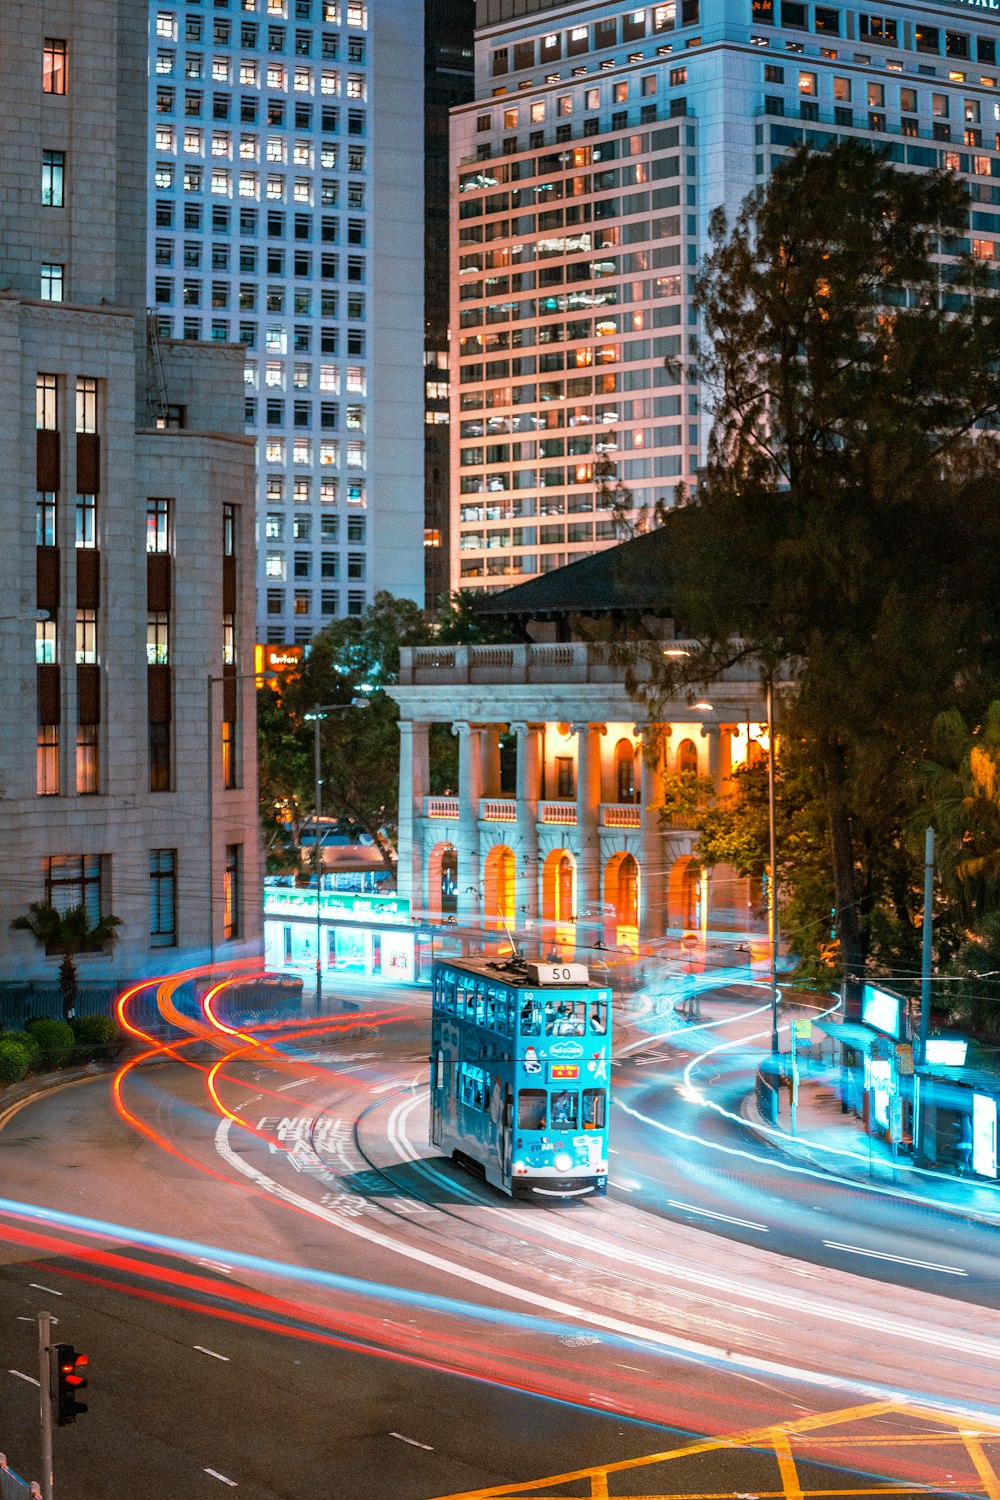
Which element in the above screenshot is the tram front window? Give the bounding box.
[518,1089,547,1130]
[582,1089,606,1129]
[520,998,541,1035]
[589,1000,608,1035]
[551,1090,578,1128]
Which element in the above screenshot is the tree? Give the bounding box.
[11,904,123,1018]
[642,142,1000,993]
[257,592,516,880]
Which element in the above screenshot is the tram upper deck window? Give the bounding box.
[546,999,585,1035]
[589,999,608,1034]
[582,1089,606,1129]
[518,1089,547,1129]
[520,996,542,1035]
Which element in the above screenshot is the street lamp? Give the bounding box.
[206,669,263,969]
[304,693,370,1013]
[766,676,780,1055]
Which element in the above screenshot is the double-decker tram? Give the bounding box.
[430,955,611,1199]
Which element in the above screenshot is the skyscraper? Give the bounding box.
[451,0,1000,591]
[424,0,475,610]
[1,0,261,985]
[147,0,425,644]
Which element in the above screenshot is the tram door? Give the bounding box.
[431,1047,444,1146]
[499,1084,514,1189]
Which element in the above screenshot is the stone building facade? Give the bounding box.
[1,0,261,985]
[390,639,769,951]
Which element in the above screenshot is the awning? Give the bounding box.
[815,1019,882,1056]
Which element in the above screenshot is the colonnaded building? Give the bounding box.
[451,0,1000,590]
[390,529,776,953]
[1,0,261,988]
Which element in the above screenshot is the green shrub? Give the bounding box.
[0,1040,30,1084]
[0,1030,40,1070]
[70,1014,120,1062]
[23,1018,74,1071]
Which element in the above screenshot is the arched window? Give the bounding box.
[617,853,638,928]
[440,848,457,913]
[615,738,636,803]
[557,854,574,921]
[677,738,699,775]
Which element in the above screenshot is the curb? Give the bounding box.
[739,1090,1000,1228]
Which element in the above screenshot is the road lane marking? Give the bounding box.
[390,1432,433,1451]
[8,1370,40,1386]
[668,1200,769,1233]
[276,1078,311,1092]
[194,1346,230,1361]
[29,1283,61,1296]
[822,1241,968,1275]
[216,1121,988,1398]
[204,1468,237,1486]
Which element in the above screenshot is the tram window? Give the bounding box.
[475,983,487,1027]
[485,986,498,1029]
[518,1089,547,1130]
[519,997,541,1035]
[546,999,585,1036]
[496,995,510,1036]
[551,1090,578,1128]
[589,999,608,1034]
[582,1089,606,1129]
[445,981,456,1014]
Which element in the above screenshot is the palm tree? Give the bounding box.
[11,903,123,1018]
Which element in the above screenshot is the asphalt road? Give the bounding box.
[0,987,997,1498]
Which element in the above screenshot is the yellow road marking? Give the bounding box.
[964,1437,1000,1500]
[772,1430,804,1500]
[427,1398,1000,1500]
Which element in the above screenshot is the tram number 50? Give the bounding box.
[532,962,590,985]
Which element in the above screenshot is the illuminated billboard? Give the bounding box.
[861,983,903,1040]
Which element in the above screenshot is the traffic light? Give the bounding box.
[52,1343,88,1426]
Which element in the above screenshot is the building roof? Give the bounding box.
[475,523,678,619]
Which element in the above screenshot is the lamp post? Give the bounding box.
[206,668,262,970]
[766,676,780,1055]
[304,694,370,1013]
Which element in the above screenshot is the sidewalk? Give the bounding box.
[742,1070,1000,1224]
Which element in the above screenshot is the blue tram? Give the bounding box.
[430,956,612,1199]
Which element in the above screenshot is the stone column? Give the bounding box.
[635,723,664,944]
[396,720,429,908]
[453,722,482,923]
[700,864,710,947]
[572,721,604,921]
[701,722,734,797]
[480,724,501,798]
[511,721,541,924]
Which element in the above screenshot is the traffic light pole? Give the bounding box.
[37,1312,53,1500]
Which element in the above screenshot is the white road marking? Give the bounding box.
[614,1180,637,1192]
[372,1080,401,1095]
[215,1119,983,1398]
[197,1258,233,1277]
[204,1468,238,1486]
[8,1370,40,1386]
[822,1241,967,1276]
[276,1078,311,1092]
[614,1363,647,1372]
[29,1283,61,1296]
[390,1432,433,1451]
[194,1346,230,1361]
[668,1200,768,1233]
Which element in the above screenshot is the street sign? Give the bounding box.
[792,1019,812,1042]
[889,1095,903,1145]
[896,1043,914,1076]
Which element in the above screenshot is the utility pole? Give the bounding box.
[767,676,780,1054]
[918,825,935,1065]
[38,1312,53,1500]
[312,710,325,1014]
